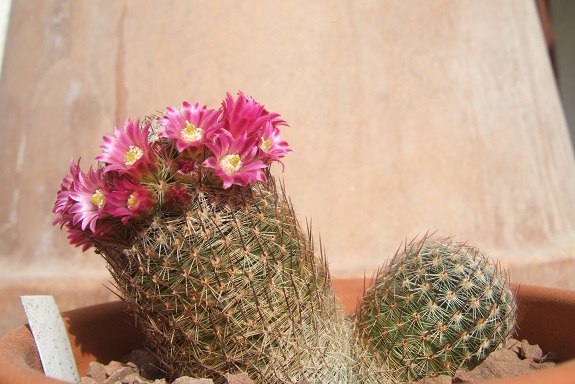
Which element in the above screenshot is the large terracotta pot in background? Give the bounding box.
[0,280,574,384]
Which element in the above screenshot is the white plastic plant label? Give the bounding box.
[21,295,80,383]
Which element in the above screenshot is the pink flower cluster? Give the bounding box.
[53,92,291,250]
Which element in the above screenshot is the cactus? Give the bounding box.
[98,175,354,383]
[53,92,354,383]
[354,235,517,383]
[53,91,517,384]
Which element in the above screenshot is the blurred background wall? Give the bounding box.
[1,0,575,335]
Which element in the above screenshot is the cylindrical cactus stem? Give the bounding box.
[52,92,357,383]
[354,234,517,383]
[98,176,354,383]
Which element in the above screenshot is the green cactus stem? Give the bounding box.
[96,175,354,384]
[354,235,517,383]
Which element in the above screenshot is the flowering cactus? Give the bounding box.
[53,93,290,248]
[53,92,353,383]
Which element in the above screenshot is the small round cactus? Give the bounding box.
[355,235,517,383]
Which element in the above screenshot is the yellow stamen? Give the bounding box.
[125,146,143,166]
[90,189,106,208]
[261,138,271,152]
[180,121,203,142]
[219,154,242,176]
[127,193,138,209]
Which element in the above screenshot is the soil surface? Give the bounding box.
[79,338,557,384]
[414,338,558,384]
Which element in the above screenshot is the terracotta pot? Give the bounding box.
[1,280,574,384]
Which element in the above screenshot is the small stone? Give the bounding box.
[105,367,139,384]
[224,372,253,384]
[88,361,107,381]
[505,338,522,354]
[151,380,168,384]
[172,376,213,384]
[81,377,97,384]
[455,348,532,382]
[125,361,139,371]
[531,361,557,370]
[519,339,543,361]
[105,361,128,377]
[121,349,164,380]
[121,372,151,384]
[541,351,560,363]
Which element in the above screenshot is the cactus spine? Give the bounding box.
[354,235,517,383]
[98,176,354,383]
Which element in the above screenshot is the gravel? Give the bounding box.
[80,338,556,384]
[414,338,558,383]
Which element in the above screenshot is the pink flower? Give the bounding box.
[65,224,94,251]
[66,164,108,233]
[53,159,110,250]
[158,102,222,153]
[221,91,287,138]
[171,156,200,183]
[96,119,155,178]
[164,183,192,212]
[53,159,82,228]
[203,131,267,189]
[66,219,130,251]
[258,120,292,167]
[54,92,293,252]
[106,178,155,224]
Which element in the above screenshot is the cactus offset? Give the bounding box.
[354,235,517,383]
